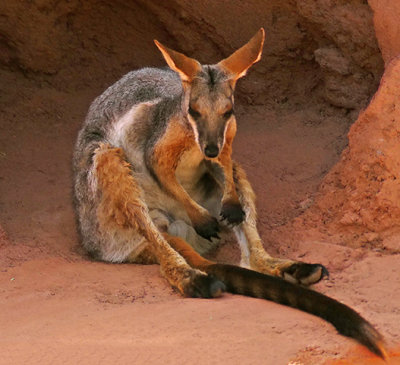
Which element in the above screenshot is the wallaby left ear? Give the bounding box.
[218,28,265,82]
[154,40,202,82]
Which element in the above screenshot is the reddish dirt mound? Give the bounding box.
[294,57,400,251]
[1,1,399,364]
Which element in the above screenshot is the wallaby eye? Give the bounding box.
[188,106,201,119]
[223,109,234,119]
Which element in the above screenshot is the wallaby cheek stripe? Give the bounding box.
[187,114,201,147]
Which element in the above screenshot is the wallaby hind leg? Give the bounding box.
[232,162,329,285]
[94,143,224,298]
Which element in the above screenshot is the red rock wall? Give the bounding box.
[300,2,400,249]
[301,58,400,249]
[0,0,383,108]
[369,0,400,65]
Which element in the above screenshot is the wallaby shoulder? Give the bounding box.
[86,67,183,128]
[74,67,186,168]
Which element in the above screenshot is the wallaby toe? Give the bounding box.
[282,263,329,286]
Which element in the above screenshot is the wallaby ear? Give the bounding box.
[154,40,202,82]
[218,28,265,81]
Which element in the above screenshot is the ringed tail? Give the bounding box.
[205,263,387,359]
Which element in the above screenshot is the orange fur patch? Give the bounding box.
[163,232,213,270]
[94,143,149,234]
[127,246,158,264]
[217,119,239,203]
[152,117,195,172]
[152,117,206,222]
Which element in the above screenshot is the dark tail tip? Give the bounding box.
[358,322,387,360]
[209,277,226,298]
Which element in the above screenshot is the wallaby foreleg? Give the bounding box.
[232,161,329,285]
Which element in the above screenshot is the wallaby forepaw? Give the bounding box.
[282,263,329,286]
[193,214,220,241]
[220,201,245,226]
[183,272,226,298]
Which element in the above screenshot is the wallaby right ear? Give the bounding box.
[154,40,202,82]
[218,28,265,82]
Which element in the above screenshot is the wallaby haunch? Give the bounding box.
[73,28,386,358]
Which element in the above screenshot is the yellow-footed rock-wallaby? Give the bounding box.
[73,28,385,358]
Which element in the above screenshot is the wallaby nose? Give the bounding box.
[204,144,219,158]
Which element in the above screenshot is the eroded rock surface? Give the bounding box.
[301,57,400,250]
[0,0,383,110]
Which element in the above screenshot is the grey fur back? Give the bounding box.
[72,67,186,258]
[75,68,182,150]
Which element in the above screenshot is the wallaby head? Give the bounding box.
[154,28,265,159]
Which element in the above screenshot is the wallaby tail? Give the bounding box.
[205,264,386,359]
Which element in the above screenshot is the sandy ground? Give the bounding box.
[1,65,399,364]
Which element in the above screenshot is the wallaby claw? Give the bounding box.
[220,201,245,226]
[183,271,226,298]
[194,214,220,241]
